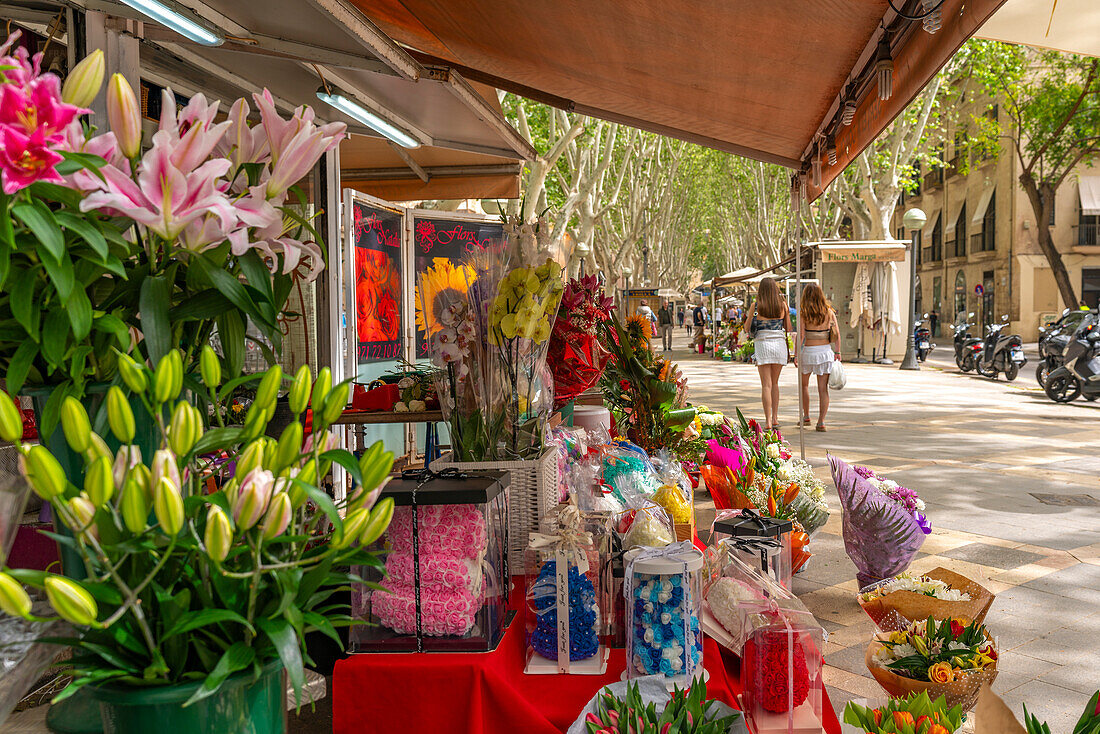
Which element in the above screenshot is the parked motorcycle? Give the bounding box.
[1044,313,1100,402]
[975,315,1027,381]
[952,312,982,372]
[1036,308,1093,387]
[914,314,934,362]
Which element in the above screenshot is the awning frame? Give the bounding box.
[972,186,996,225]
[944,195,967,238]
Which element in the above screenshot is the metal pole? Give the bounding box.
[796,235,805,461]
[900,209,926,370]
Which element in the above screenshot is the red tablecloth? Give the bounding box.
[332,579,842,734]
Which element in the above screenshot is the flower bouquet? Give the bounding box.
[571,678,743,734]
[859,569,995,629]
[830,456,927,588]
[865,617,998,713]
[973,686,1100,734]
[547,275,614,409]
[855,466,931,534]
[423,219,564,460]
[843,692,963,733]
[0,351,395,724]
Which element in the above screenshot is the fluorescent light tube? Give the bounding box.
[119,0,224,46]
[316,90,420,149]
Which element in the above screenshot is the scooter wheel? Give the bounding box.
[1045,374,1081,403]
[976,360,998,379]
[961,353,976,372]
[1035,363,1049,387]
[1004,363,1019,381]
[1087,394,1098,402]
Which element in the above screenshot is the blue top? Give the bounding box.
[752,316,784,331]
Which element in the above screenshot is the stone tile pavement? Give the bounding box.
[673,332,1100,729]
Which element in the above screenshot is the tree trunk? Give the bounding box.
[1020,175,1077,308]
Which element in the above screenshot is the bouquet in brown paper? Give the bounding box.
[975,685,1100,734]
[858,568,995,628]
[865,616,997,713]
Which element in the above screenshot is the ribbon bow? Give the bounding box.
[529,505,593,574]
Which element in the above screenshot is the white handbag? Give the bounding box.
[829,359,847,390]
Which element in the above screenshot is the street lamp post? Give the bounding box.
[900,208,927,371]
[622,265,633,310]
[576,242,591,278]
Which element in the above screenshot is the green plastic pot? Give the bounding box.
[87,662,286,734]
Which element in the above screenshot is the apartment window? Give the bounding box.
[931,216,943,262]
[1045,192,1056,227]
[1081,213,1100,247]
[955,203,967,258]
[982,193,996,251]
[1084,269,1100,309]
[954,270,967,321]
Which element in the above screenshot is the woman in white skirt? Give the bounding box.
[796,283,841,432]
[742,277,791,430]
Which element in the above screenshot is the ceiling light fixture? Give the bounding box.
[118,0,223,46]
[921,0,943,33]
[825,134,838,166]
[811,150,822,189]
[840,83,858,126]
[790,174,802,211]
[316,88,420,149]
[873,34,894,101]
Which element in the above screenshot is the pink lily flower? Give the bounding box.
[0,124,65,193]
[215,98,271,174]
[253,89,344,167]
[0,75,85,142]
[154,89,230,172]
[61,122,128,192]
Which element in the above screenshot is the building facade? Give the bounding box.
[894,111,1099,340]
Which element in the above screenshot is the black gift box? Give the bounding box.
[712,509,792,539]
[381,469,510,506]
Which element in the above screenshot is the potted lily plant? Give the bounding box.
[0,31,344,437]
[0,349,394,733]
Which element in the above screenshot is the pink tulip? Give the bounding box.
[107,74,141,158]
[0,125,64,193]
[584,713,601,726]
[660,724,671,734]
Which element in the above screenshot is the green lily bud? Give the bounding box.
[273,422,303,472]
[358,442,395,495]
[84,432,112,465]
[254,366,283,412]
[61,49,105,108]
[311,367,331,410]
[106,386,135,442]
[288,365,311,414]
[168,402,197,455]
[0,572,32,618]
[153,477,184,536]
[296,459,318,486]
[153,351,183,404]
[44,576,99,627]
[68,495,98,541]
[222,477,240,506]
[235,441,266,480]
[261,492,292,540]
[334,507,371,549]
[84,455,115,508]
[130,463,153,502]
[359,497,395,547]
[200,345,221,389]
[23,445,67,500]
[204,506,232,562]
[120,477,148,534]
[0,390,23,443]
[321,382,350,425]
[117,353,148,393]
[60,397,92,453]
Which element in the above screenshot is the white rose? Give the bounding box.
[394,402,409,413]
[408,400,426,412]
[397,377,415,389]
[766,444,780,459]
[915,498,926,511]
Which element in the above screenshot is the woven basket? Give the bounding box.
[431,450,560,573]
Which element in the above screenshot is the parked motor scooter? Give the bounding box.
[1044,313,1100,402]
[914,315,934,362]
[1036,308,1094,387]
[976,315,1027,381]
[952,312,983,372]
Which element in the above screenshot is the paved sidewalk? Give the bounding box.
[672,333,1100,729]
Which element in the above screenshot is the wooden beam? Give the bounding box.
[386,141,430,183]
[301,0,421,80]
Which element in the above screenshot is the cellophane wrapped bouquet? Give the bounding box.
[422,218,564,460]
[858,568,995,628]
[547,275,614,409]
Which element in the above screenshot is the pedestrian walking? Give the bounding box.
[657,300,674,351]
[929,308,939,337]
[742,277,790,430]
[677,307,685,331]
[795,283,840,432]
[691,300,707,350]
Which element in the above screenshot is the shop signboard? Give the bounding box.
[818,244,906,263]
[411,213,503,358]
[351,199,403,364]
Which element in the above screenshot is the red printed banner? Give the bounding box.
[353,202,403,364]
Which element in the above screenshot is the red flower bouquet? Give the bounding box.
[547,276,613,409]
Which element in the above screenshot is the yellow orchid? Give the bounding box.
[532,320,550,342]
[500,313,518,338]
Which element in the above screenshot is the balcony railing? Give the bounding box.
[1078,222,1100,247]
[971,231,986,252]
[923,168,944,190]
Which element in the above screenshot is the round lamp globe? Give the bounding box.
[902,208,927,232]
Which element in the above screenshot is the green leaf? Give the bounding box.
[57,151,107,181]
[183,642,254,707]
[237,250,273,303]
[139,275,170,363]
[4,340,36,395]
[216,311,245,377]
[9,273,38,340]
[41,308,70,369]
[92,313,132,349]
[194,255,269,326]
[163,609,256,641]
[168,289,232,321]
[302,610,343,647]
[321,449,363,487]
[256,616,304,702]
[295,557,333,607]
[55,211,109,260]
[66,287,93,341]
[189,426,245,456]
[38,247,75,303]
[298,481,341,530]
[78,641,142,673]
[13,201,63,261]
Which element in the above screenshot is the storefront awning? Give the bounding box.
[1080,176,1100,217]
[351,0,1005,200]
[922,212,941,239]
[944,196,967,237]
[972,186,996,224]
[711,267,761,287]
[977,0,1100,57]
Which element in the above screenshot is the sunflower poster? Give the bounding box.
[353,201,403,363]
[412,215,503,358]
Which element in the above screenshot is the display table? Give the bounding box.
[332,579,843,734]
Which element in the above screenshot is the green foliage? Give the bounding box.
[585,680,741,734]
[843,691,963,733]
[1023,690,1100,734]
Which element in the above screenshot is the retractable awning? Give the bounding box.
[972,186,996,224]
[1080,176,1100,216]
[352,0,1006,199]
[977,0,1100,57]
[944,196,967,237]
[712,267,761,287]
[922,211,942,240]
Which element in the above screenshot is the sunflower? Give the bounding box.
[415,257,476,336]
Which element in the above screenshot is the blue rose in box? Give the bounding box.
[529,559,599,661]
